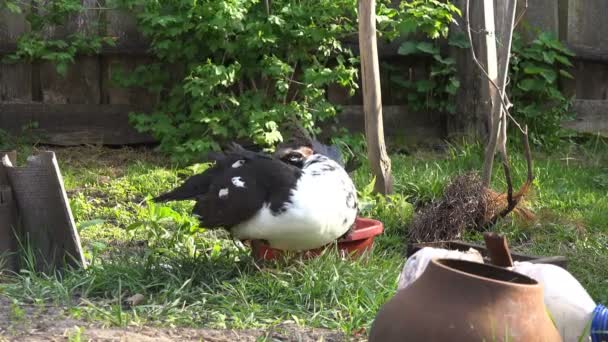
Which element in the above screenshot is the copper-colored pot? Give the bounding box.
[369,258,562,342]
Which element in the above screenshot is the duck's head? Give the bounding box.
[275,145,314,168]
[273,121,350,169]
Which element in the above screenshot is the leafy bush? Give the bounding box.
[509,31,575,147]
[357,177,414,233]
[382,0,466,114]
[108,0,360,162]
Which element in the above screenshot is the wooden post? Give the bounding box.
[0,151,18,272]
[358,0,393,194]
[3,151,85,273]
[449,0,488,142]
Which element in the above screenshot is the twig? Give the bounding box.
[496,125,533,220]
[513,0,529,28]
[522,125,533,184]
[283,62,298,104]
[286,78,306,86]
[290,88,300,103]
[500,150,515,213]
[249,77,258,92]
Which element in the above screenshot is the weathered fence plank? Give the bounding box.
[0,104,155,145]
[100,7,159,105]
[516,0,559,38]
[101,56,159,105]
[566,0,608,99]
[106,6,148,51]
[572,61,608,100]
[0,7,32,103]
[448,0,489,140]
[40,57,101,104]
[565,44,608,64]
[3,151,85,273]
[0,151,18,272]
[336,105,444,142]
[37,0,102,104]
[567,0,608,48]
[562,99,608,137]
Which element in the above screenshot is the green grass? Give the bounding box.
[0,138,607,335]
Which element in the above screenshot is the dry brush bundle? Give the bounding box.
[408,129,535,243]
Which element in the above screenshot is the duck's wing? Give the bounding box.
[191,171,266,228]
[153,169,221,202]
[224,142,273,161]
[192,157,300,229]
[155,144,272,203]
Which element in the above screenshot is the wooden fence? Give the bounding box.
[0,0,606,146]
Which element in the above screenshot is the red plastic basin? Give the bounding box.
[251,216,384,261]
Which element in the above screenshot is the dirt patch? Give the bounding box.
[7,325,349,342]
[0,297,352,342]
[50,145,171,170]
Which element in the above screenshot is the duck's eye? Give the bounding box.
[288,152,303,163]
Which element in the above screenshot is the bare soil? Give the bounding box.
[0,297,350,342]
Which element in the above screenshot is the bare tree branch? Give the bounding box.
[464,0,526,136]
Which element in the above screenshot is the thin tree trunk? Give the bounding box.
[477,0,518,187]
[479,0,501,187]
[358,0,393,194]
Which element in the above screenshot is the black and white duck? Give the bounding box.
[154,143,358,251]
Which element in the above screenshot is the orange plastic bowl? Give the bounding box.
[251,217,384,261]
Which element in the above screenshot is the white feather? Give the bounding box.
[231,176,246,188]
[232,160,245,168]
[218,188,229,198]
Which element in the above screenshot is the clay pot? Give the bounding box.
[369,258,562,342]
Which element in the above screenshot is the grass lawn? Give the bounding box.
[0,138,607,339]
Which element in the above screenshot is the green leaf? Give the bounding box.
[363,176,376,196]
[523,65,550,75]
[126,222,144,232]
[5,2,21,13]
[416,41,438,55]
[445,102,456,113]
[554,54,573,67]
[78,219,106,230]
[542,51,556,64]
[559,69,574,79]
[448,32,470,49]
[398,41,418,56]
[540,69,557,83]
[56,62,69,77]
[517,78,546,92]
[397,19,418,36]
[446,78,460,95]
[415,79,434,92]
[391,76,414,88]
[432,55,455,65]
